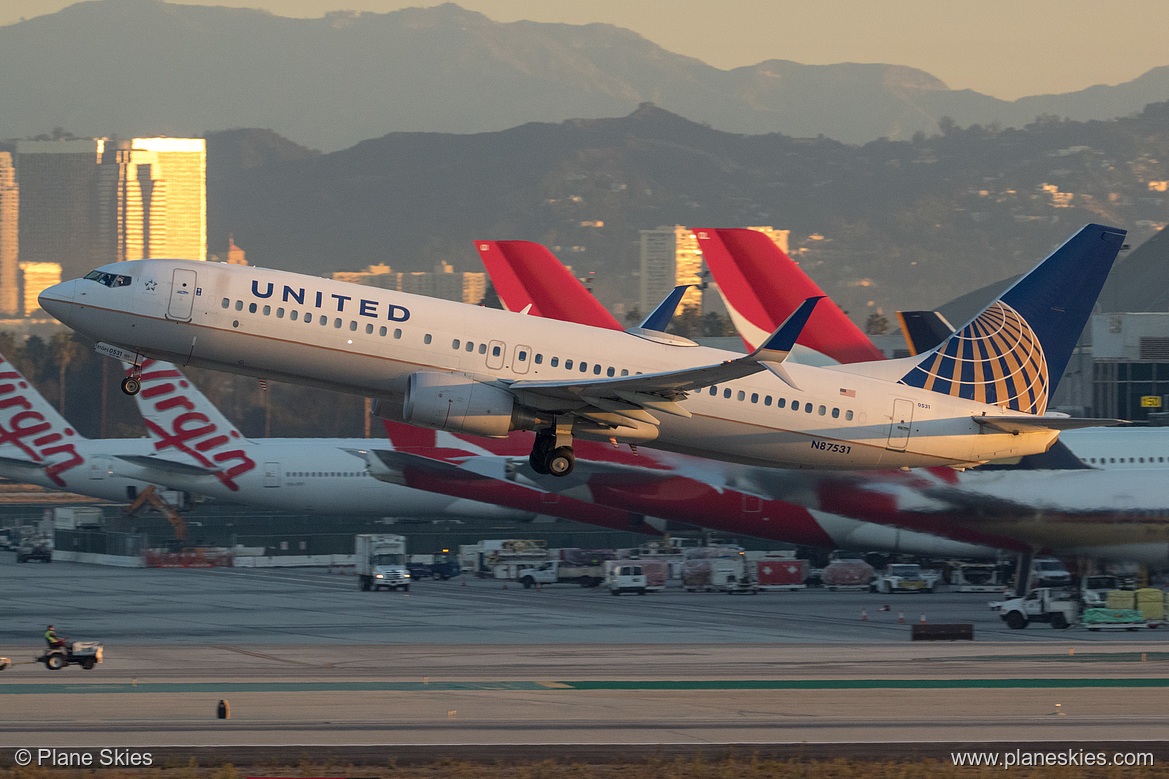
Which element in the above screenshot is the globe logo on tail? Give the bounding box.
[899,301,1048,414]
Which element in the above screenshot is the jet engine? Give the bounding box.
[402,371,538,438]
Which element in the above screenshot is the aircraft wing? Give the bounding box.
[507,297,822,422]
[114,454,219,477]
[973,416,1127,435]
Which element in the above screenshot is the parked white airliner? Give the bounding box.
[39,224,1124,477]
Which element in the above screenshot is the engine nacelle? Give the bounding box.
[402,372,523,438]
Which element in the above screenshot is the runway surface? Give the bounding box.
[3,558,1169,765]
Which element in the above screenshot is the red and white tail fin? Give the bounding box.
[127,360,257,490]
[694,229,885,364]
[0,353,86,486]
[474,240,623,330]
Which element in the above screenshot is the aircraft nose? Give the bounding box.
[39,279,78,324]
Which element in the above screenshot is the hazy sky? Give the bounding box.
[6,0,1169,100]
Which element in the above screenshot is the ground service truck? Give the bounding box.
[356,534,411,592]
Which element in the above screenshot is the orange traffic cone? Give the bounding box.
[861,609,868,621]
[898,611,905,623]
[920,612,927,624]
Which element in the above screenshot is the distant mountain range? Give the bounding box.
[3,0,1169,150]
[203,101,1169,317]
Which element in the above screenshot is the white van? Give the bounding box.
[607,563,648,596]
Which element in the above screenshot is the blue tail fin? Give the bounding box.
[899,224,1125,413]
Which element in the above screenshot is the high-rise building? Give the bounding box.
[638,225,703,315]
[20,262,61,317]
[0,153,17,316]
[16,137,206,283]
[638,225,792,317]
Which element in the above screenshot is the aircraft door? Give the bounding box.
[886,398,913,450]
[486,340,506,370]
[167,268,198,321]
[513,345,532,375]
[262,462,281,488]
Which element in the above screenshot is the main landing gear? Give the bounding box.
[529,420,575,477]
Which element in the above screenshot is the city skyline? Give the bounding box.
[5,0,1169,101]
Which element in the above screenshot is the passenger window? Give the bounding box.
[291,310,299,321]
[424,334,433,345]
[277,307,285,318]
[304,313,313,323]
[535,354,543,365]
[493,345,502,357]
[620,369,629,376]
[831,408,840,418]
[519,350,528,361]
[349,320,357,331]
[607,367,615,377]
[566,359,574,370]
[709,387,717,396]
[805,404,813,414]
[777,398,786,409]
[845,410,854,421]
[764,396,772,406]
[723,388,732,399]
[551,357,559,367]
[593,364,601,375]
[379,326,387,336]
[320,316,328,326]
[235,300,243,311]
[262,305,271,315]
[818,405,826,415]
[394,328,402,339]
[221,298,229,309]
[580,362,588,373]
[466,342,474,352]
[365,324,374,334]
[478,343,486,354]
[249,303,257,313]
[453,339,461,349]
[792,401,801,412]
[751,393,758,403]
[737,391,745,401]
[334,318,342,328]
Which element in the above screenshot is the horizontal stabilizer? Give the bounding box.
[973,416,1126,435]
[114,454,218,476]
[0,455,43,469]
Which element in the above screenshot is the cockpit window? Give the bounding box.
[84,270,133,288]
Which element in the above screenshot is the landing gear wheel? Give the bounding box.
[547,446,575,477]
[121,376,141,396]
[529,435,554,475]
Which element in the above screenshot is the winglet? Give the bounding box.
[637,285,690,332]
[750,296,824,363]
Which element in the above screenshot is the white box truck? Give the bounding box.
[356,534,411,592]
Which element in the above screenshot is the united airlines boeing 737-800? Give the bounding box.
[39,224,1124,477]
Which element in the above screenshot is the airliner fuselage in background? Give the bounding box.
[39,225,1124,476]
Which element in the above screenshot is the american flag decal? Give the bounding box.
[839,388,856,397]
[898,301,1048,414]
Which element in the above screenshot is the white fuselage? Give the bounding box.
[42,259,1058,471]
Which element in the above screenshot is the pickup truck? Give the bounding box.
[996,587,1078,629]
[517,560,605,588]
